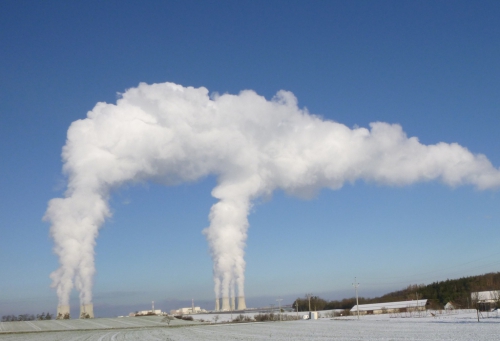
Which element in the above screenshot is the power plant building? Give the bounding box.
[170,306,207,315]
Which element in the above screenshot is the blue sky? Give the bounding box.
[1,0,499,317]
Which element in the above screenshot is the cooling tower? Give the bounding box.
[215,298,220,311]
[56,305,70,319]
[221,296,230,311]
[237,296,246,310]
[231,296,235,310]
[80,304,94,318]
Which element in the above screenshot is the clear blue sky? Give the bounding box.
[1,0,499,317]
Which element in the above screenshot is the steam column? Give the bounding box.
[215,298,220,311]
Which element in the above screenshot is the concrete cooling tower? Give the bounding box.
[221,296,230,311]
[56,305,70,319]
[237,296,246,310]
[80,304,94,318]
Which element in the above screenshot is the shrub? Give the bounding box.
[254,313,276,322]
[232,314,254,322]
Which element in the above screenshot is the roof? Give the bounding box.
[350,299,427,312]
[472,290,500,302]
[444,302,455,309]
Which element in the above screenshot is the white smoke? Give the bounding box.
[45,81,500,308]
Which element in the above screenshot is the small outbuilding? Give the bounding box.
[471,290,500,311]
[444,302,455,310]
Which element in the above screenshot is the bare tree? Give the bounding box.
[471,291,480,322]
[491,290,500,310]
[162,315,174,326]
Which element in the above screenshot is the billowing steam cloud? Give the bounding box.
[45,82,500,309]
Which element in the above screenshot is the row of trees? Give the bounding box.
[2,312,53,322]
[416,272,500,308]
[292,272,500,311]
[292,296,376,311]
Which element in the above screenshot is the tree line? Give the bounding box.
[292,272,500,311]
[416,272,500,309]
[2,312,53,322]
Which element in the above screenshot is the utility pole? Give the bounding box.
[230,297,233,322]
[276,299,283,321]
[306,293,313,312]
[415,292,419,316]
[352,278,360,320]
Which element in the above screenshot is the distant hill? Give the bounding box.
[293,272,500,311]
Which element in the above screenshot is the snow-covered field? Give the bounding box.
[1,310,499,340]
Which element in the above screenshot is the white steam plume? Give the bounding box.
[45,82,500,308]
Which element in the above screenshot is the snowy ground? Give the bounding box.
[0,316,200,333]
[1,310,498,340]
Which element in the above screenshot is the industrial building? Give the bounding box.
[350,299,427,315]
[129,301,166,316]
[131,309,164,316]
[170,306,207,315]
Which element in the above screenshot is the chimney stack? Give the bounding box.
[231,296,235,310]
[215,298,220,311]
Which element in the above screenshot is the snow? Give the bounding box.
[1,310,499,340]
[350,299,427,312]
